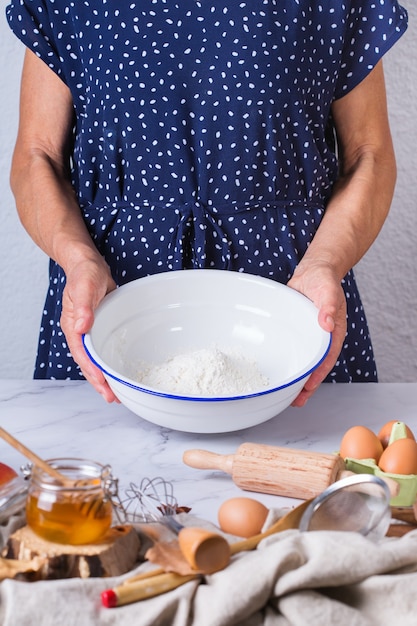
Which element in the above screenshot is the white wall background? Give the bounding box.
[0,1,416,381]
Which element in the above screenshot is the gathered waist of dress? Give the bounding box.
[79,197,326,216]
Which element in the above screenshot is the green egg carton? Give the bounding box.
[343,421,417,507]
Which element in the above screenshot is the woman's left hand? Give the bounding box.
[287,261,347,406]
[285,61,397,405]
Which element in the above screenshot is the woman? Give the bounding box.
[6,1,408,405]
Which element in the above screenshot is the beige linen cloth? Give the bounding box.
[1,511,417,626]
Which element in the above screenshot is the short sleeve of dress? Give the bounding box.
[5,0,65,81]
[334,0,408,99]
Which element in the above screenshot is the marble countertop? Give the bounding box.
[1,380,417,524]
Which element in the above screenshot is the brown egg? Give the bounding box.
[378,438,417,475]
[339,425,383,462]
[377,420,415,449]
[217,497,269,538]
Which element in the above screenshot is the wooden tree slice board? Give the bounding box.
[3,524,140,579]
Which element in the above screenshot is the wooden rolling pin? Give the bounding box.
[183,442,354,500]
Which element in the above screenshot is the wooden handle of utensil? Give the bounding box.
[230,498,311,554]
[388,492,417,536]
[184,443,346,500]
[391,506,417,524]
[183,449,235,475]
[103,572,200,607]
[0,426,65,483]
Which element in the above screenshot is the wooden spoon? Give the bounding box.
[0,426,106,522]
[0,426,67,483]
[229,498,311,554]
[102,498,312,607]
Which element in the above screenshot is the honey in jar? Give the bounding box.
[26,458,114,545]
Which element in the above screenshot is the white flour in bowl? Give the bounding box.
[135,346,269,396]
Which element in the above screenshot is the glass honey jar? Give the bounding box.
[25,458,116,545]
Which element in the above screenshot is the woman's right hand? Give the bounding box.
[60,257,119,402]
[10,51,121,402]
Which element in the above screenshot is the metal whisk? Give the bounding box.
[115,476,180,528]
[115,476,231,573]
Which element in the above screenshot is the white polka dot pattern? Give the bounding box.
[5,0,407,382]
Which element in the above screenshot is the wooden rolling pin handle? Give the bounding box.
[183,444,401,501]
[183,445,345,499]
[182,449,234,475]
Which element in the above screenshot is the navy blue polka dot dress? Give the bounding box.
[6,0,407,382]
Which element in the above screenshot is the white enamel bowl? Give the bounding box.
[83,270,331,433]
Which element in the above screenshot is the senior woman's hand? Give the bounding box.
[287,261,347,407]
[60,257,119,402]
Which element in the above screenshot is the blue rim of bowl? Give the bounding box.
[82,333,332,403]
